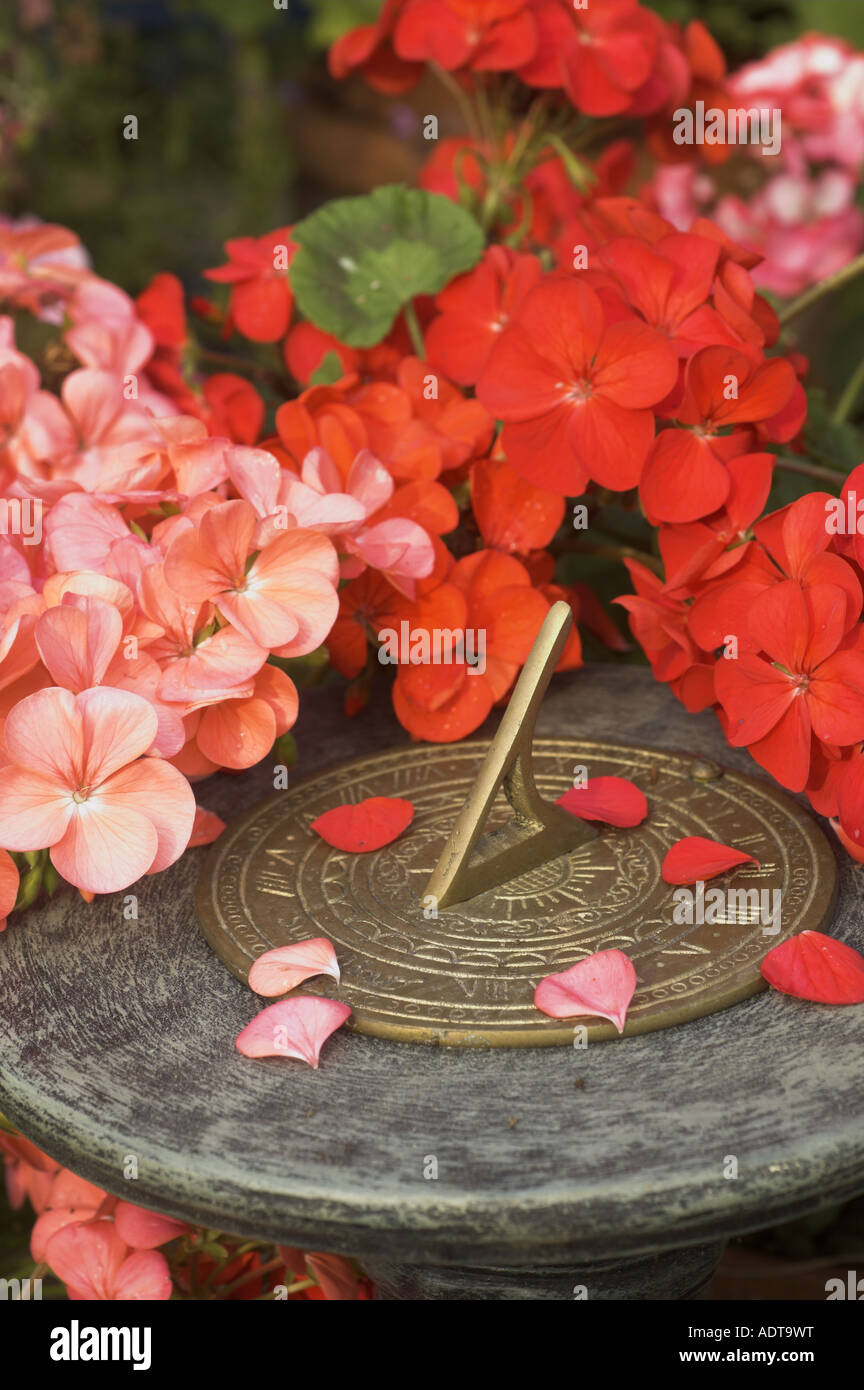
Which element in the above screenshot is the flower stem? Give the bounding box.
[431,64,482,145]
[211,1255,285,1298]
[778,252,864,327]
[403,300,425,359]
[774,454,847,486]
[196,345,288,391]
[833,357,864,425]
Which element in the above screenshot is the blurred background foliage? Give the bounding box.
[1,0,861,293]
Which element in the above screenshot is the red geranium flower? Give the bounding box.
[476,278,678,495]
[205,228,297,343]
[639,345,797,523]
[395,0,537,74]
[714,580,864,791]
[520,0,659,117]
[426,246,541,387]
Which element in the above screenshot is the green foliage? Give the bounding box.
[0,1,304,292]
[309,350,348,386]
[306,0,383,48]
[803,388,864,474]
[291,186,484,347]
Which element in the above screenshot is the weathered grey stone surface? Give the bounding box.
[0,666,862,1297]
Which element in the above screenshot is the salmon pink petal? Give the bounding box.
[188,806,226,847]
[45,493,129,573]
[346,448,393,513]
[662,836,759,884]
[77,687,159,785]
[0,768,75,850]
[158,626,267,702]
[197,696,276,770]
[235,996,351,1066]
[0,849,19,923]
[352,518,435,578]
[302,446,343,495]
[217,588,300,649]
[51,802,159,894]
[113,1201,190,1250]
[266,570,340,658]
[761,931,864,1005]
[254,663,299,733]
[164,500,254,601]
[36,599,123,692]
[248,938,341,997]
[111,1249,173,1300]
[280,476,366,532]
[99,757,195,874]
[4,685,83,785]
[31,1208,98,1264]
[44,1220,127,1301]
[534,949,637,1034]
[310,796,414,851]
[227,445,282,519]
[257,527,340,588]
[557,777,648,827]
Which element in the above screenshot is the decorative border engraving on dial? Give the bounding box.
[195,739,838,1046]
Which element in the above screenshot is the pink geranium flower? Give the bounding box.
[0,685,195,892]
[35,593,187,757]
[19,367,156,483]
[229,444,436,592]
[164,498,339,654]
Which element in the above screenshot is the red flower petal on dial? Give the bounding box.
[310,797,414,852]
[235,997,352,1066]
[248,938,341,998]
[662,836,759,884]
[534,950,637,1034]
[761,931,864,1005]
[557,776,647,827]
[188,807,226,848]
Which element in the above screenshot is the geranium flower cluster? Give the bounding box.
[1,1130,370,1300]
[617,475,864,864]
[330,0,722,128]
[647,35,864,294]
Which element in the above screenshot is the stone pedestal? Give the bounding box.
[1,668,862,1300]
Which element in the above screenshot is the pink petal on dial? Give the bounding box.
[248,938,341,997]
[534,949,637,1034]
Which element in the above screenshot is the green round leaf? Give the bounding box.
[291,185,485,348]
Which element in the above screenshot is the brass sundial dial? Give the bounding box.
[196,604,838,1046]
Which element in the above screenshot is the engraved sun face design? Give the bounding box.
[196,740,837,1047]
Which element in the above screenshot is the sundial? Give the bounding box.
[196,603,837,1046]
